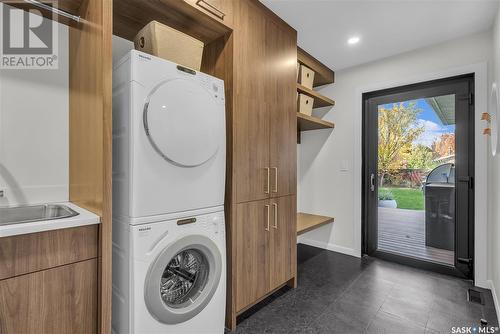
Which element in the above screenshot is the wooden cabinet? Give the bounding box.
[233,0,269,203]
[0,259,97,334]
[270,195,297,290]
[235,199,271,311]
[233,0,297,203]
[267,18,298,198]
[235,195,296,312]
[0,226,98,281]
[0,226,99,334]
[198,0,298,328]
[184,0,233,28]
[234,97,270,203]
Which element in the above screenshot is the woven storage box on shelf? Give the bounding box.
[297,93,314,116]
[134,21,204,71]
[298,64,315,89]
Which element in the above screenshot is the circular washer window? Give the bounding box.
[160,249,209,309]
[145,235,222,324]
[143,78,222,167]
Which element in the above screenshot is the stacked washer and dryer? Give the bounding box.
[112,50,226,334]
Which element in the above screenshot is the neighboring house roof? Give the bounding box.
[434,154,455,164]
[425,94,455,125]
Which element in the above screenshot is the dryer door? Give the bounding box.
[143,78,222,167]
[144,235,222,324]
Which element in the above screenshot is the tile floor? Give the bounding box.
[227,244,499,334]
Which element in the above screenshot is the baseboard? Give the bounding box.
[486,280,500,323]
[298,238,360,258]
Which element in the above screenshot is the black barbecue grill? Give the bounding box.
[424,163,455,251]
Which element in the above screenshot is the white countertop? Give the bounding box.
[0,202,100,237]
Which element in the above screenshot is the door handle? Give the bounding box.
[272,203,278,229]
[272,167,278,193]
[265,167,270,194]
[195,0,226,20]
[265,205,270,231]
[370,173,375,192]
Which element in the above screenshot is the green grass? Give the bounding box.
[380,187,424,210]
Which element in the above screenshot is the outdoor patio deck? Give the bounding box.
[378,207,454,265]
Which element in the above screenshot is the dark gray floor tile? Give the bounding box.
[309,312,366,334]
[346,273,394,299]
[337,289,386,316]
[322,292,381,328]
[426,309,460,333]
[366,311,426,334]
[387,282,435,307]
[380,295,431,327]
[297,244,325,265]
[228,247,499,334]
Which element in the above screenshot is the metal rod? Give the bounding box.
[23,0,81,22]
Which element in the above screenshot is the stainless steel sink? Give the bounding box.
[0,204,79,226]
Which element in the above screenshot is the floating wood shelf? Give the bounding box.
[298,47,335,87]
[297,212,335,235]
[114,0,232,43]
[297,84,335,108]
[297,113,334,131]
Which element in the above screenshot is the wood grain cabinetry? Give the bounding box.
[233,0,297,203]
[226,0,298,328]
[183,0,233,28]
[235,195,297,312]
[0,259,98,334]
[267,18,298,198]
[270,195,297,290]
[235,199,271,311]
[0,226,99,334]
[233,0,269,203]
[0,226,98,281]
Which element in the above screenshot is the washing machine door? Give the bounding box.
[144,235,222,324]
[143,78,222,167]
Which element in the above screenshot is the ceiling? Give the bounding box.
[261,0,499,70]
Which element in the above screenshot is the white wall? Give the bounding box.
[488,3,500,317]
[0,14,69,206]
[297,31,492,280]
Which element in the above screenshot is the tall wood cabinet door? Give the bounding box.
[235,199,271,312]
[233,0,270,203]
[0,259,97,334]
[266,18,298,198]
[270,195,297,290]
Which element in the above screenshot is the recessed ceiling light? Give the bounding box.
[347,36,360,45]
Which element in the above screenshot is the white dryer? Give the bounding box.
[113,50,226,220]
[112,210,226,334]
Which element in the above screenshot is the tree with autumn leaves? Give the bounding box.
[432,133,455,158]
[378,102,424,186]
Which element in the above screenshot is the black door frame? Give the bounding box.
[361,74,475,279]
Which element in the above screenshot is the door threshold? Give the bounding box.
[373,249,470,280]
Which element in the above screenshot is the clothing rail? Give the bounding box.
[24,0,81,22]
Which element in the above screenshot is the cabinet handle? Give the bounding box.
[272,203,278,229]
[195,0,226,20]
[265,167,270,194]
[265,205,270,231]
[272,167,278,193]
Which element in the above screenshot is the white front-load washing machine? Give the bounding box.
[112,50,226,220]
[112,210,226,334]
[112,51,227,334]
